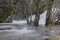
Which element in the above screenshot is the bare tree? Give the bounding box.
[46,0,54,25]
[33,0,46,26]
[18,0,34,24]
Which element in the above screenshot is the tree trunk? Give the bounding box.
[33,0,46,26]
[46,0,54,25]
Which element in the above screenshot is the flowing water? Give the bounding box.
[0,11,60,40]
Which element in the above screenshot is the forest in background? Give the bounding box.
[0,0,60,26]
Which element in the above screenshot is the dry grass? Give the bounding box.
[45,37,60,40]
[46,25,60,34]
